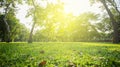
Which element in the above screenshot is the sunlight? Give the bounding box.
[16,0,101,30]
[1,0,120,65]
[61,0,90,16]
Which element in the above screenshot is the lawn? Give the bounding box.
[0,42,120,67]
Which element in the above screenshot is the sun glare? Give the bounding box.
[16,0,101,30]
[61,0,90,16]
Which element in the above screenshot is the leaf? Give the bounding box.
[39,60,47,67]
[40,50,45,54]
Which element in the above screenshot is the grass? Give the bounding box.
[0,42,120,67]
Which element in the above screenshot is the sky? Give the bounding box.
[16,0,101,30]
[61,0,101,15]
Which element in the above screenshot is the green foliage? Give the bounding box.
[0,0,119,42]
[14,24,29,42]
[90,0,120,43]
[26,0,113,42]
[0,0,27,42]
[0,12,29,42]
[33,11,102,42]
[0,42,120,67]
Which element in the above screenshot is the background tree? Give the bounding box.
[0,0,22,42]
[14,24,29,42]
[90,0,120,43]
[0,10,28,42]
[27,0,64,43]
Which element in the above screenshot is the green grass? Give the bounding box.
[0,42,120,67]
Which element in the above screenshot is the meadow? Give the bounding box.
[0,42,120,67]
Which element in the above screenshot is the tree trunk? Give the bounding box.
[100,0,119,43]
[3,4,11,43]
[3,15,10,42]
[28,22,35,43]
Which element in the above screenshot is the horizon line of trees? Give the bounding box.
[0,0,120,43]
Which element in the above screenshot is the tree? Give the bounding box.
[32,12,99,42]
[90,0,120,43]
[0,10,27,42]
[100,0,119,43]
[0,15,6,41]
[27,0,36,43]
[95,16,112,41]
[0,0,22,42]
[71,12,99,41]
[14,24,29,42]
[27,0,47,43]
[27,0,64,43]
[0,0,13,42]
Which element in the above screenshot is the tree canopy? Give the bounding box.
[0,0,120,43]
